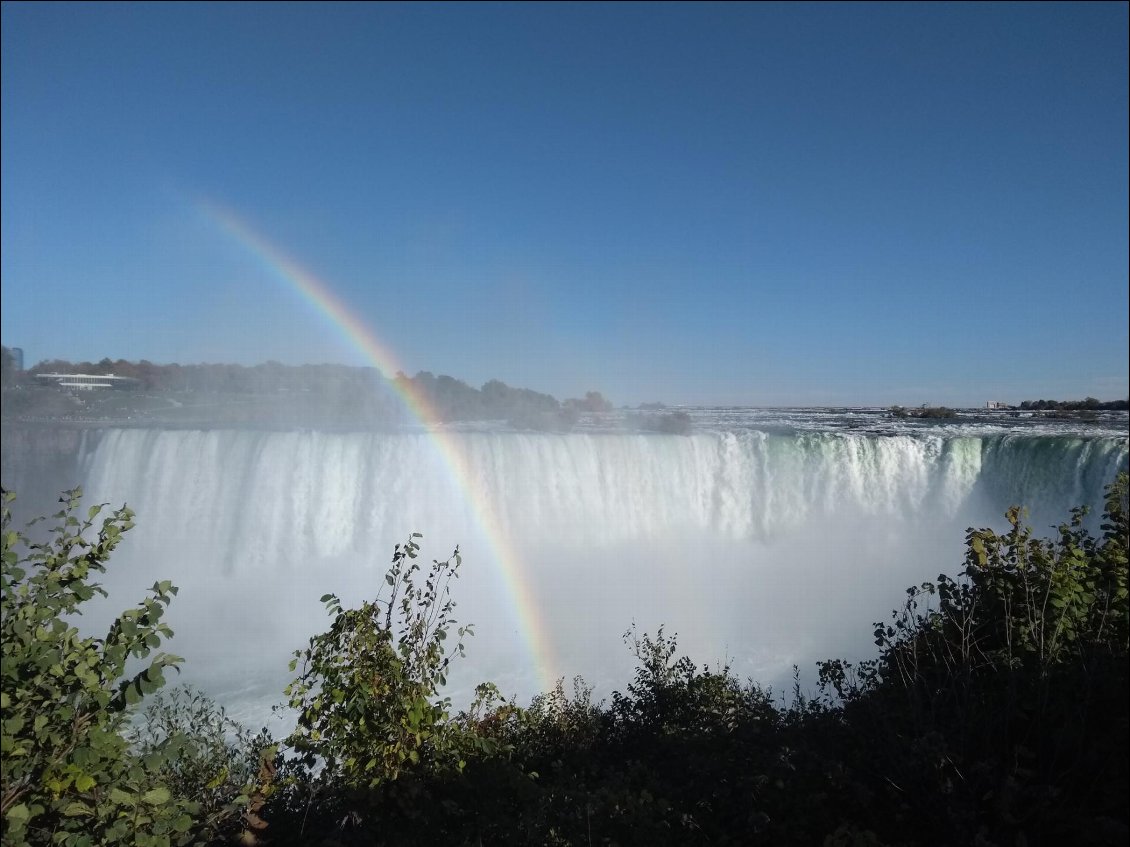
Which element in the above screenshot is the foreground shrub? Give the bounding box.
[128,687,275,845]
[818,472,1130,844]
[269,534,494,840]
[305,477,1127,846]
[1,489,191,845]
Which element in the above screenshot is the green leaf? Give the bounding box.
[6,802,30,823]
[109,786,136,806]
[141,786,171,806]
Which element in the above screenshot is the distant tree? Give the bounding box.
[109,359,140,381]
[565,391,613,414]
[889,405,956,419]
[1019,396,1126,412]
[27,358,73,376]
[587,391,612,412]
[1,347,14,388]
[916,406,956,419]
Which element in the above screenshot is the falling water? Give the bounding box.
[4,420,1126,728]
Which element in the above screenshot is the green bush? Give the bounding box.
[1,489,191,846]
[271,534,495,840]
[128,686,275,844]
[817,472,1130,844]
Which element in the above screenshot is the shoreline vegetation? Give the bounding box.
[891,398,1130,421]
[2,349,1127,430]
[2,475,1127,846]
[889,405,960,419]
[0,347,618,431]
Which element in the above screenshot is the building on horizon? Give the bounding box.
[11,347,24,371]
[34,372,139,391]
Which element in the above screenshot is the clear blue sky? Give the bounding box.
[2,2,1127,406]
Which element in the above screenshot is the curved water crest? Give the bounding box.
[43,421,1122,727]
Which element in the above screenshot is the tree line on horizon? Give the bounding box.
[5,346,1126,421]
[1018,397,1129,411]
[0,347,617,428]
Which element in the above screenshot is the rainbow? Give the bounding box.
[197,198,558,694]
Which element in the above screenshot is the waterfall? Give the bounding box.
[79,429,1126,556]
[8,426,1127,727]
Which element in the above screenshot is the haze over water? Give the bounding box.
[0,410,1112,730]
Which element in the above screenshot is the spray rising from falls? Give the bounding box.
[194,199,557,690]
[69,428,1125,725]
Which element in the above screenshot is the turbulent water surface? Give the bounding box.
[5,409,1127,730]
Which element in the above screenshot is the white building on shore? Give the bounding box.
[34,373,140,390]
